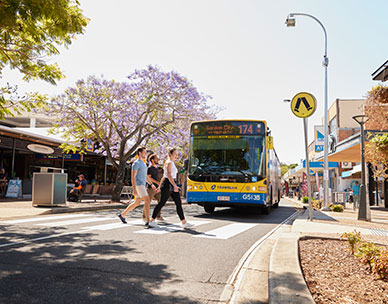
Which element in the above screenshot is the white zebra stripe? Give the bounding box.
[194,223,257,240]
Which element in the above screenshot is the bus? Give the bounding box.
[186,120,281,214]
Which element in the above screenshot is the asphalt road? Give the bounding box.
[0,199,296,304]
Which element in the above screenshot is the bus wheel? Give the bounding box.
[262,205,270,214]
[204,205,215,213]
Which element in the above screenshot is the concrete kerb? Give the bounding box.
[267,199,315,304]
[220,210,301,304]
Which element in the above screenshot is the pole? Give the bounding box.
[303,118,313,220]
[358,122,371,221]
[323,59,330,209]
[287,13,330,209]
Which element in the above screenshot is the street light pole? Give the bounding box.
[352,115,371,221]
[285,13,330,209]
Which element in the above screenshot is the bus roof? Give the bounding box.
[190,119,268,125]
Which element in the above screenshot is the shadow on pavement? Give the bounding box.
[0,228,198,304]
[190,205,297,224]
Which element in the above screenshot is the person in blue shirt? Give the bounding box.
[118,147,158,227]
[68,174,88,202]
[350,180,360,210]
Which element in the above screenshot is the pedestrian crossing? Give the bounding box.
[0,213,259,240]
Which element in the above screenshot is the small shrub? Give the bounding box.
[374,250,388,280]
[355,242,382,271]
[330,204,344,212]
[341,230,362,254]
[312,199,322,209]
[302,196,308,204]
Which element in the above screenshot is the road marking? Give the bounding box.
[0,230,84,248]
[135,220,211,235]
[1,214,91,224]
[194,223,257,240]
[82,219,144,231]
[35,217,115,227]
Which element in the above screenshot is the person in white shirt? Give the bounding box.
[149,148,193,229]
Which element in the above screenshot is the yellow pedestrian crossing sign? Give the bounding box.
[291,92,317,118]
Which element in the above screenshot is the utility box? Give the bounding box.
[32,173,67,206]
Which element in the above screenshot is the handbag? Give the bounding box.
[169,183,182,192]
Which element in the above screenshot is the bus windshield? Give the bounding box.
[189,135,266,182]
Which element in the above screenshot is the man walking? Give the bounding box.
[118,147,157,226]
[142,154,163,222]
[351,180,361,210]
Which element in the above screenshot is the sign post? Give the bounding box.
[291,92,317,221]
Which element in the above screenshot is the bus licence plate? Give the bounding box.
[217,196,230,201]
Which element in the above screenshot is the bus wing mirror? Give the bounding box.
[184,159,189,171]
[267,136,274,150]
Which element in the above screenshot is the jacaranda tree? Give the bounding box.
[45,65,217,202]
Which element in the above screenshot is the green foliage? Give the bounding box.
[281,163,298,177]
[0,0,89,84]
[302,196,308,204]
[330,204,344,212]
[0,83,46,119]
[342,230,388,280]
[355,242,382,271]
[312,199,322,210]
[341,230,362,254]
[370,133,388,151]
[374,250,388,280]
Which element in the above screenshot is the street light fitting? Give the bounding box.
[283,99,291,103]
[352,114,369,125]
[285,16,296,27]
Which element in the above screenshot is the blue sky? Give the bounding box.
[3,0,387,164]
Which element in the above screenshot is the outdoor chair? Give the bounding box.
[79,184,101,203]
[120,186,133,200]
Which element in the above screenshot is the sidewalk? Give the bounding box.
[230,197,388,303]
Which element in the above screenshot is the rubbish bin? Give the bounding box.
[32,172,67,206]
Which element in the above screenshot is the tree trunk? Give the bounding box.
[111,162,127,202]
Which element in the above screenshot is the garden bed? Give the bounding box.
[299,238,388,304]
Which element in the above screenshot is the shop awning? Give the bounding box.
[372,60,388,82]
[316,132,361,162]
[341,164,361,178]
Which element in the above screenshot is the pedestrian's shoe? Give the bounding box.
[181,222,194,229]
[117,213,127,224]
[156,216,165,221]
[144,222,149,228]
[149,221,159,228]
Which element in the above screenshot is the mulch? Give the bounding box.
[299,238,388,304]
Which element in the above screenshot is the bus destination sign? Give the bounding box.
[191,121,265,136]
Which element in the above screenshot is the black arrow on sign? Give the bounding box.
[294,97,312,112]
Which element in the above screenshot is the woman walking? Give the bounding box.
[149,148,193,229]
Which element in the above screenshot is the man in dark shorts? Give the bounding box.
[143,154,163,221]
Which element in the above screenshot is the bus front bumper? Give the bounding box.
[187,191,267,206]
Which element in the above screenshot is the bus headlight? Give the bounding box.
[194,186,198,190]
[199,186,203,190]
[246,186,250,191]
[252,187,256,191]
[258,186,266,192]
[188,185,192,190]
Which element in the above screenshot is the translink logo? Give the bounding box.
[211,185,238,190]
